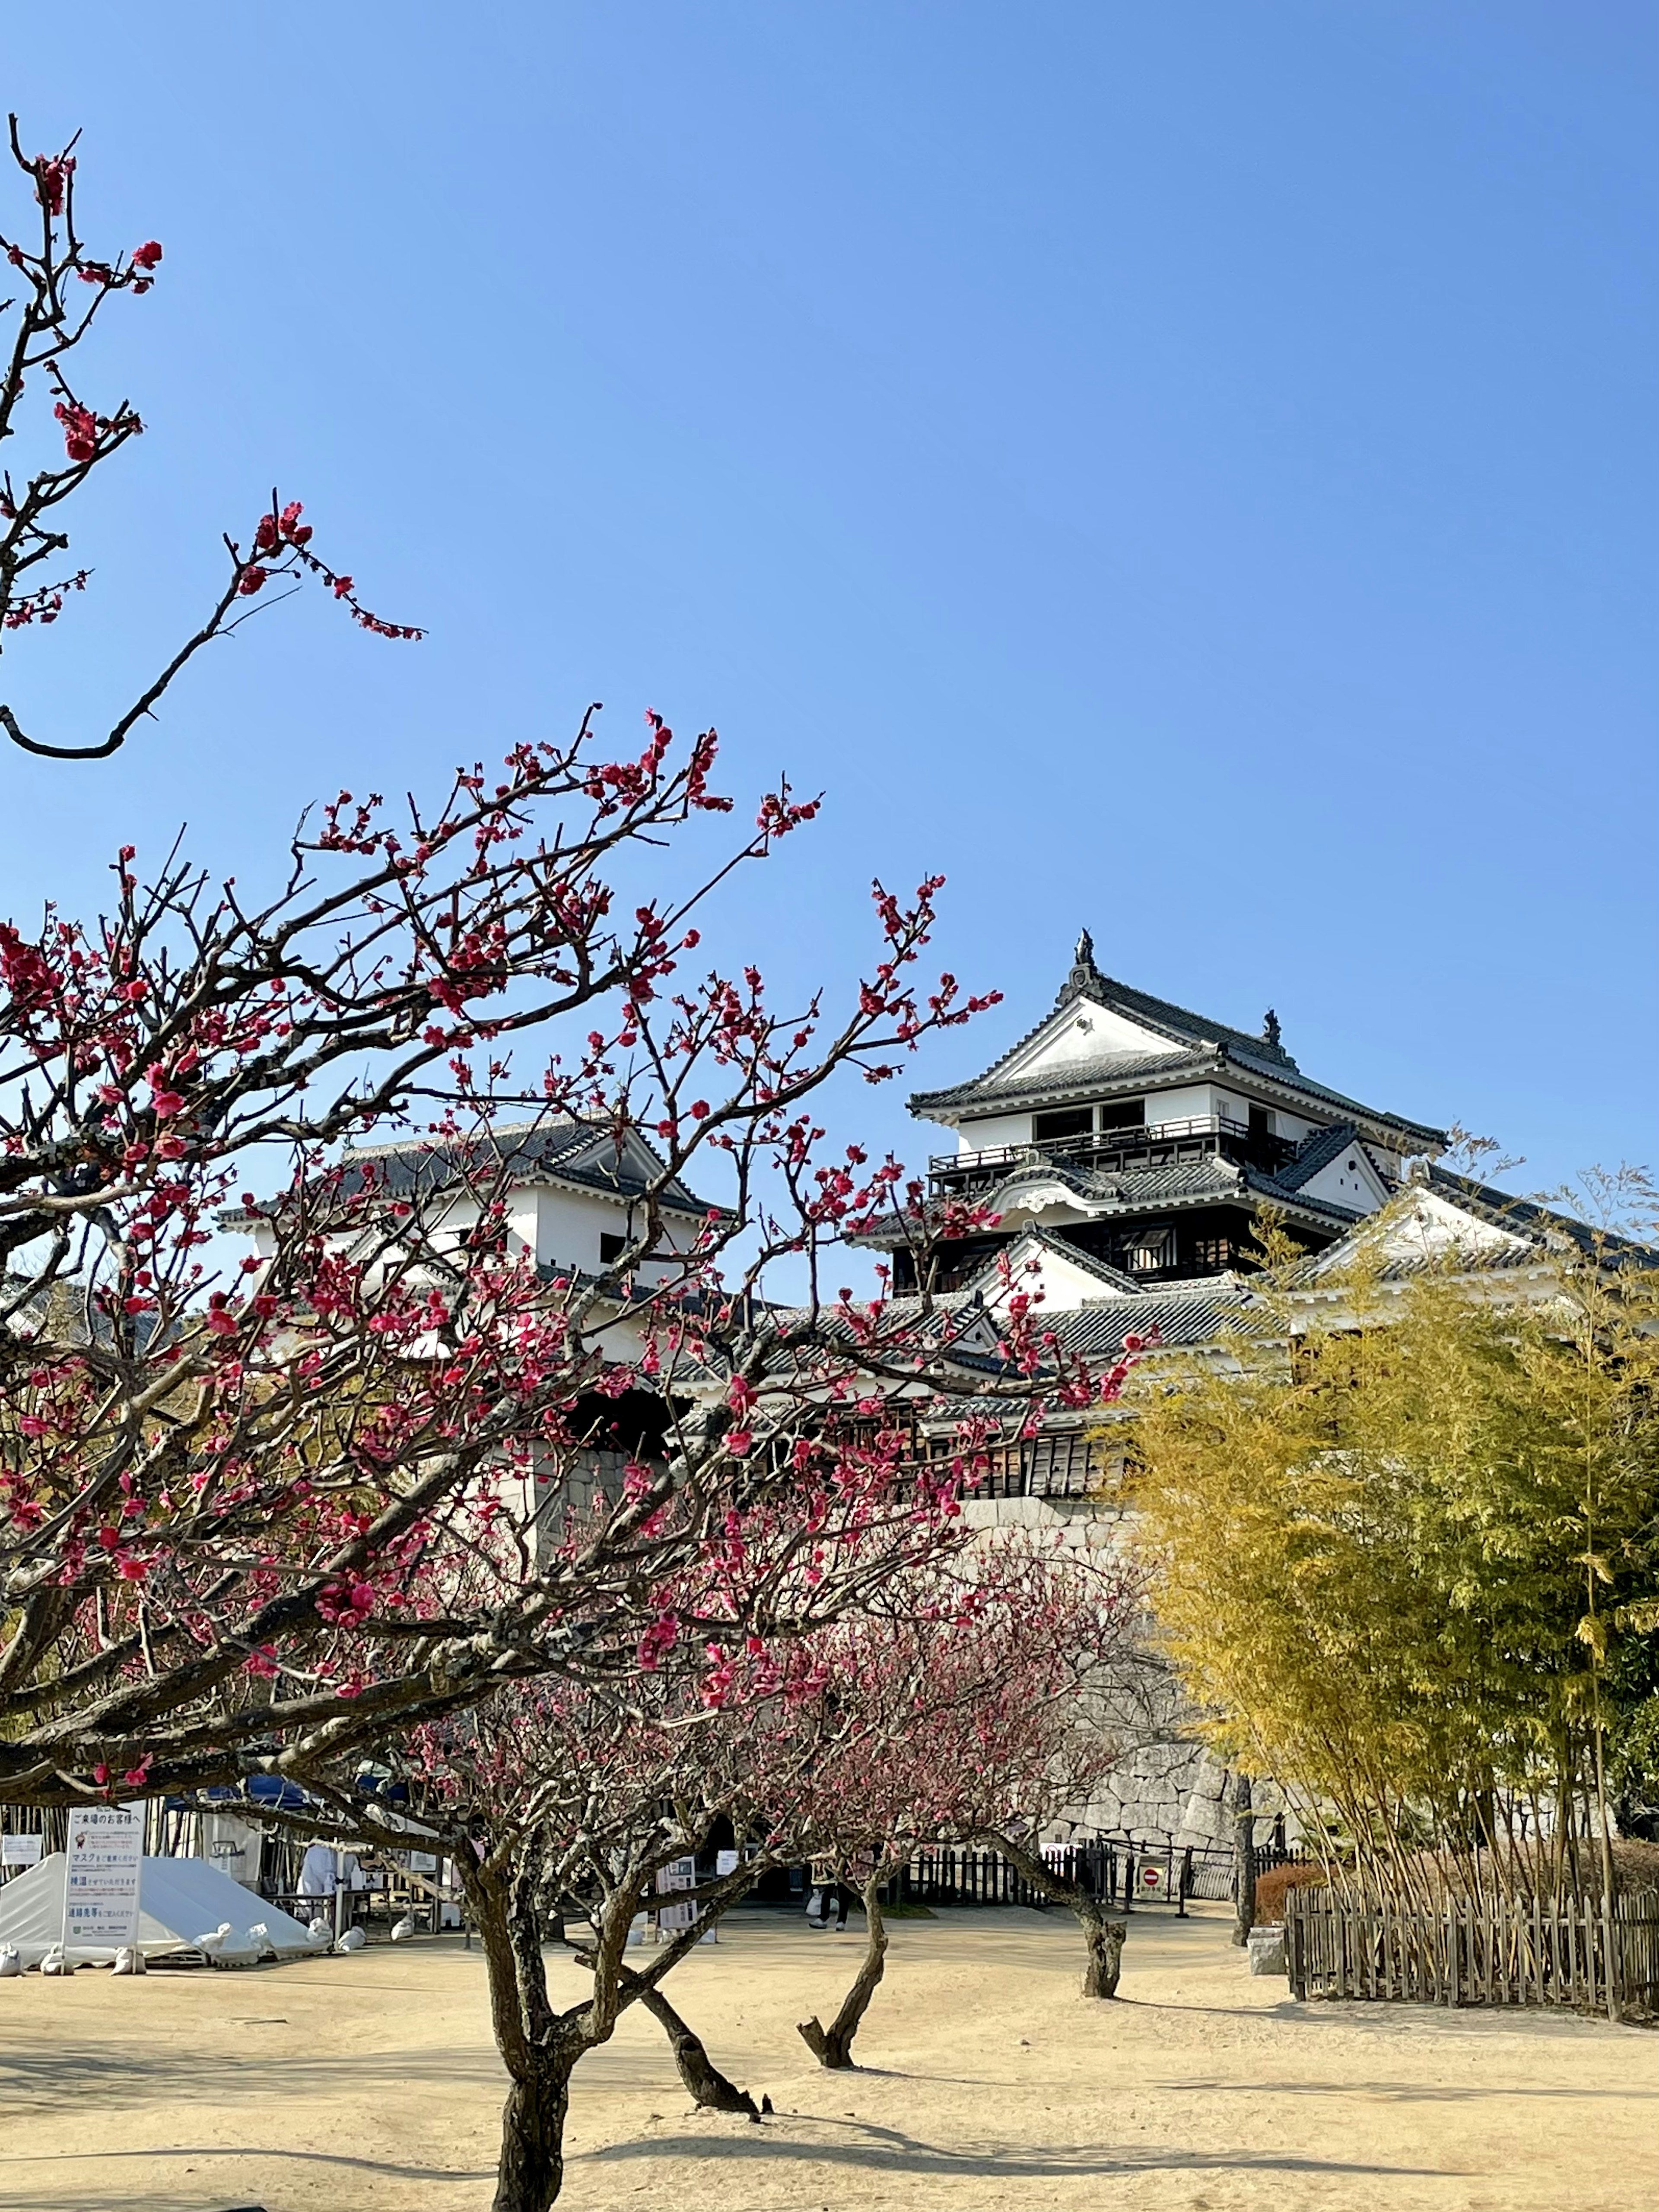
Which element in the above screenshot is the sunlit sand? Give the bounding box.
[0,1903,1652,2212]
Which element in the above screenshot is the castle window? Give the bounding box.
[1033,1107,1092,1143]
[1098,1098,1145,1131]
[1126,1226,1176,1273]
[598,1231,628,1265]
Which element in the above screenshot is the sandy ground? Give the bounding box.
[0,1901,1654,2212]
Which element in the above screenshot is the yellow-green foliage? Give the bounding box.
[1123,1245,1659,1876]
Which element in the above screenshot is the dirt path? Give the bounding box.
[0,1902,1653,2212]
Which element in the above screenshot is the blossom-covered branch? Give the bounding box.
[0,120,416,759]
[0,697,1124,1810]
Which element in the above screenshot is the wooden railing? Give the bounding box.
[929,1431,1108,1500]
[928,1114,1303,1192]
[930,1114,1248,1183]
[1285,1887,1659,2009]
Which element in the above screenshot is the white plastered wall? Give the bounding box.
[954,1111,1035,1154]
[1296,1146,1390,1215]
[1004,999,1172,1073]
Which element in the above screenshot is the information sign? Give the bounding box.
[656,1854,698,1934]
[63,1804,144,1952]
[1,1833,43,1868]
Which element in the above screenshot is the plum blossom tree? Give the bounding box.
[0,702,1083,1813]
[257,1630,887,2208]
[268,1541,1136,2206]
[0,120,1108,1822]
[0,109,1136,2212]
[784,1541,1138,2067]
[0,118,418,759]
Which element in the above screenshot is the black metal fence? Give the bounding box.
[889,1836,1251,1915]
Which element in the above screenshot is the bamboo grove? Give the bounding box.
[1121,1196,1659,1911]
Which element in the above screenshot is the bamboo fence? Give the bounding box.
[1285,1886,1659,2011]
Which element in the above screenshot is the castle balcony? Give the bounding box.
[928,1112,1297,1197]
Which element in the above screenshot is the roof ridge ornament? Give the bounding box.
[1060,927,1106,1005]
[1261,1008,1282,1052]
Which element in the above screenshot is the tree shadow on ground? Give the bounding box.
[0,2041,503,2114]
[581,2111,1447,2183]
[1165,2075,1659,2104]
[0,2142,497,2212]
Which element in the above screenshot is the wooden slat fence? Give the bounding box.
[1286,1888,1659,2011]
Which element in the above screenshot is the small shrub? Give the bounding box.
[1252,1861,1327,1924]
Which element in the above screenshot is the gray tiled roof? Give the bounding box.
[224,1118,723,1226]
[912,1044,1210,1114]
[1271,1121,1363,1193]
[856,1148,1366,1252]
[909,953,1444,1149]
[1055,1286,1265,1357]
[921,1284,1269,1422]
[1289,1165,1659,1284]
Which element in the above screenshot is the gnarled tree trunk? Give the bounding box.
[797,1867,893,2068]
[467,1853,582,2212]
[1078,1896,1125,1998]
[983,1827,1126,1999]
[632,1973,760,2116]
[495,2058,576,2212]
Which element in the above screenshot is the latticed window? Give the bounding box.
[1126,1226,1176,1272]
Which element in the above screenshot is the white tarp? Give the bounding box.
[0,1854,323,1967]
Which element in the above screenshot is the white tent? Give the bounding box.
[0,1854,325,1967]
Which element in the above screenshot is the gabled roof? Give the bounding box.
[1049,931,1297,1065]
[1272,1120,1363,1193]
[221,1118,725,1229]
[1289,1164,1659,1286]
[955,1227,1145,1301]
[909,937,1444,1152]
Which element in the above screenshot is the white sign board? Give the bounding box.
[1,1833,43,1867]
[655,1854,698,1933]
[715,1849,741,1878]
[63,1804,144,1952]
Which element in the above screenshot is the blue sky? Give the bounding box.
[3,3,1654,1223]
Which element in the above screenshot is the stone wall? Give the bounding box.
[961,1492,1290,1852]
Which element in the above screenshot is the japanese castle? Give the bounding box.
[864,933,1595,1361]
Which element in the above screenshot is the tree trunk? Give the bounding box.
[981,1828,1125,2000]
[1079,1900,1125,1998]
[633,1977,759,2116]
[463,1854,578,2212]
[1232,1772,1257,1947]
[797,1872,890,2068]
[494,2057,574,2212]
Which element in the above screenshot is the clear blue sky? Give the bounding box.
[3,3,1654,1215]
